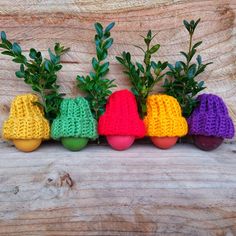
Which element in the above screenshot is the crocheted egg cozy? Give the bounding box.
[98,89,146,138]
[187,94,235,138]
[3,94,50,140]
[144,94,188,137]
[51,97,98,140]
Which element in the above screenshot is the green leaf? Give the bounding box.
[103,38,113,50]
[180,51,188,60]
[54,43,70,56]
[190,20,195,27]
[149,44,160,54]
[161,61,168,70]
[94,22,103,37]
[193,41,202,49]
[99,62,109,74]
[0,43,9,50]
[151,61,157,69]
[104,22,115,34]
[32,85,41,92]
[1,31,6,42]
[168,63,175,71]
[1,51,14,57]
[15,71,25,78]
[198,81,204,87]
[12,42,22,55]
[44,60,52,72]
[89,71,97,80]
[187,64,196,78]
[92,57,98,70]
[196,55,202,65]
[116,56,124,65]
[194,18,201,31]
[48,48,59,64]
[183,20,190,32]
[136,62,144,73]
[12,58,24,63]
[175,61,182,71]
[29,48,37,59]
[144,52,151,65]
[125,52,131,62]
[54,64,62,71]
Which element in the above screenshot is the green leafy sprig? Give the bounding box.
[76,22,116,121]
[0,32,69,123]
[116,30,168,118]
[162,19,212,118]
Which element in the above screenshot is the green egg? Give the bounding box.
[61,137,88,151]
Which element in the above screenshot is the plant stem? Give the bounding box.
[187,33,193,68]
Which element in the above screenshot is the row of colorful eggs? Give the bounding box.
[2,90,235,152]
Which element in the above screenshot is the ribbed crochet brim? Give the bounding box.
[51,117,98,140]
[3,116,50,140]
[188,113,234,138]
[98,116,145,138]
[144,116,188,137]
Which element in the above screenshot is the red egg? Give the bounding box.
[151,136,178,149]
[193,135,224,151]
[106,135,135,151]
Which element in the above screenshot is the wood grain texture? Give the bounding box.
[0,141,236,235]
[0,0,235,138]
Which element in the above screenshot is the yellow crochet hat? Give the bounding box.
[144,94,188,137]
[3,94,50,140]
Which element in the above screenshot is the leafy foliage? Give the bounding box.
[116,30,168,118]
[76,22,116,121]
[0,31,69,123]
[162,19,212,118]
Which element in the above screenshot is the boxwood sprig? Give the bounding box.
[76,22,116,121]
[0,31,69,124]
[116,30,168,118]
[162,19,213,118]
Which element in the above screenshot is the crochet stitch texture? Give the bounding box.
[144,94,188,137]
[98,89,146,138]
[51,97,98,140]
[188,94,235,138]
[3,94,50,140]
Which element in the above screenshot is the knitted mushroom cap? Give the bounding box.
[144,94,188,137]
[51,97,98,140]
[3,94,50,140]
[98,89,146,138]
[187,94,235,138]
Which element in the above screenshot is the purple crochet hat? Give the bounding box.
[188,94,235,139]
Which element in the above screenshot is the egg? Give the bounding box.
[150,137,178,149]
[106,135,135,151]
[13,139,42,152]
[61,137,89,151]
[193,135,224,151]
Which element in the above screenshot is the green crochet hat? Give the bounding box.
[51,97,98,140]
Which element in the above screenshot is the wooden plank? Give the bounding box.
[0,0,235,139]
[0,141,236,235]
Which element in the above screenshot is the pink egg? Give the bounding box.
[106,135,135,151]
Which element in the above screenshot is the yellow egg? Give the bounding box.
[13,139,42,152]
